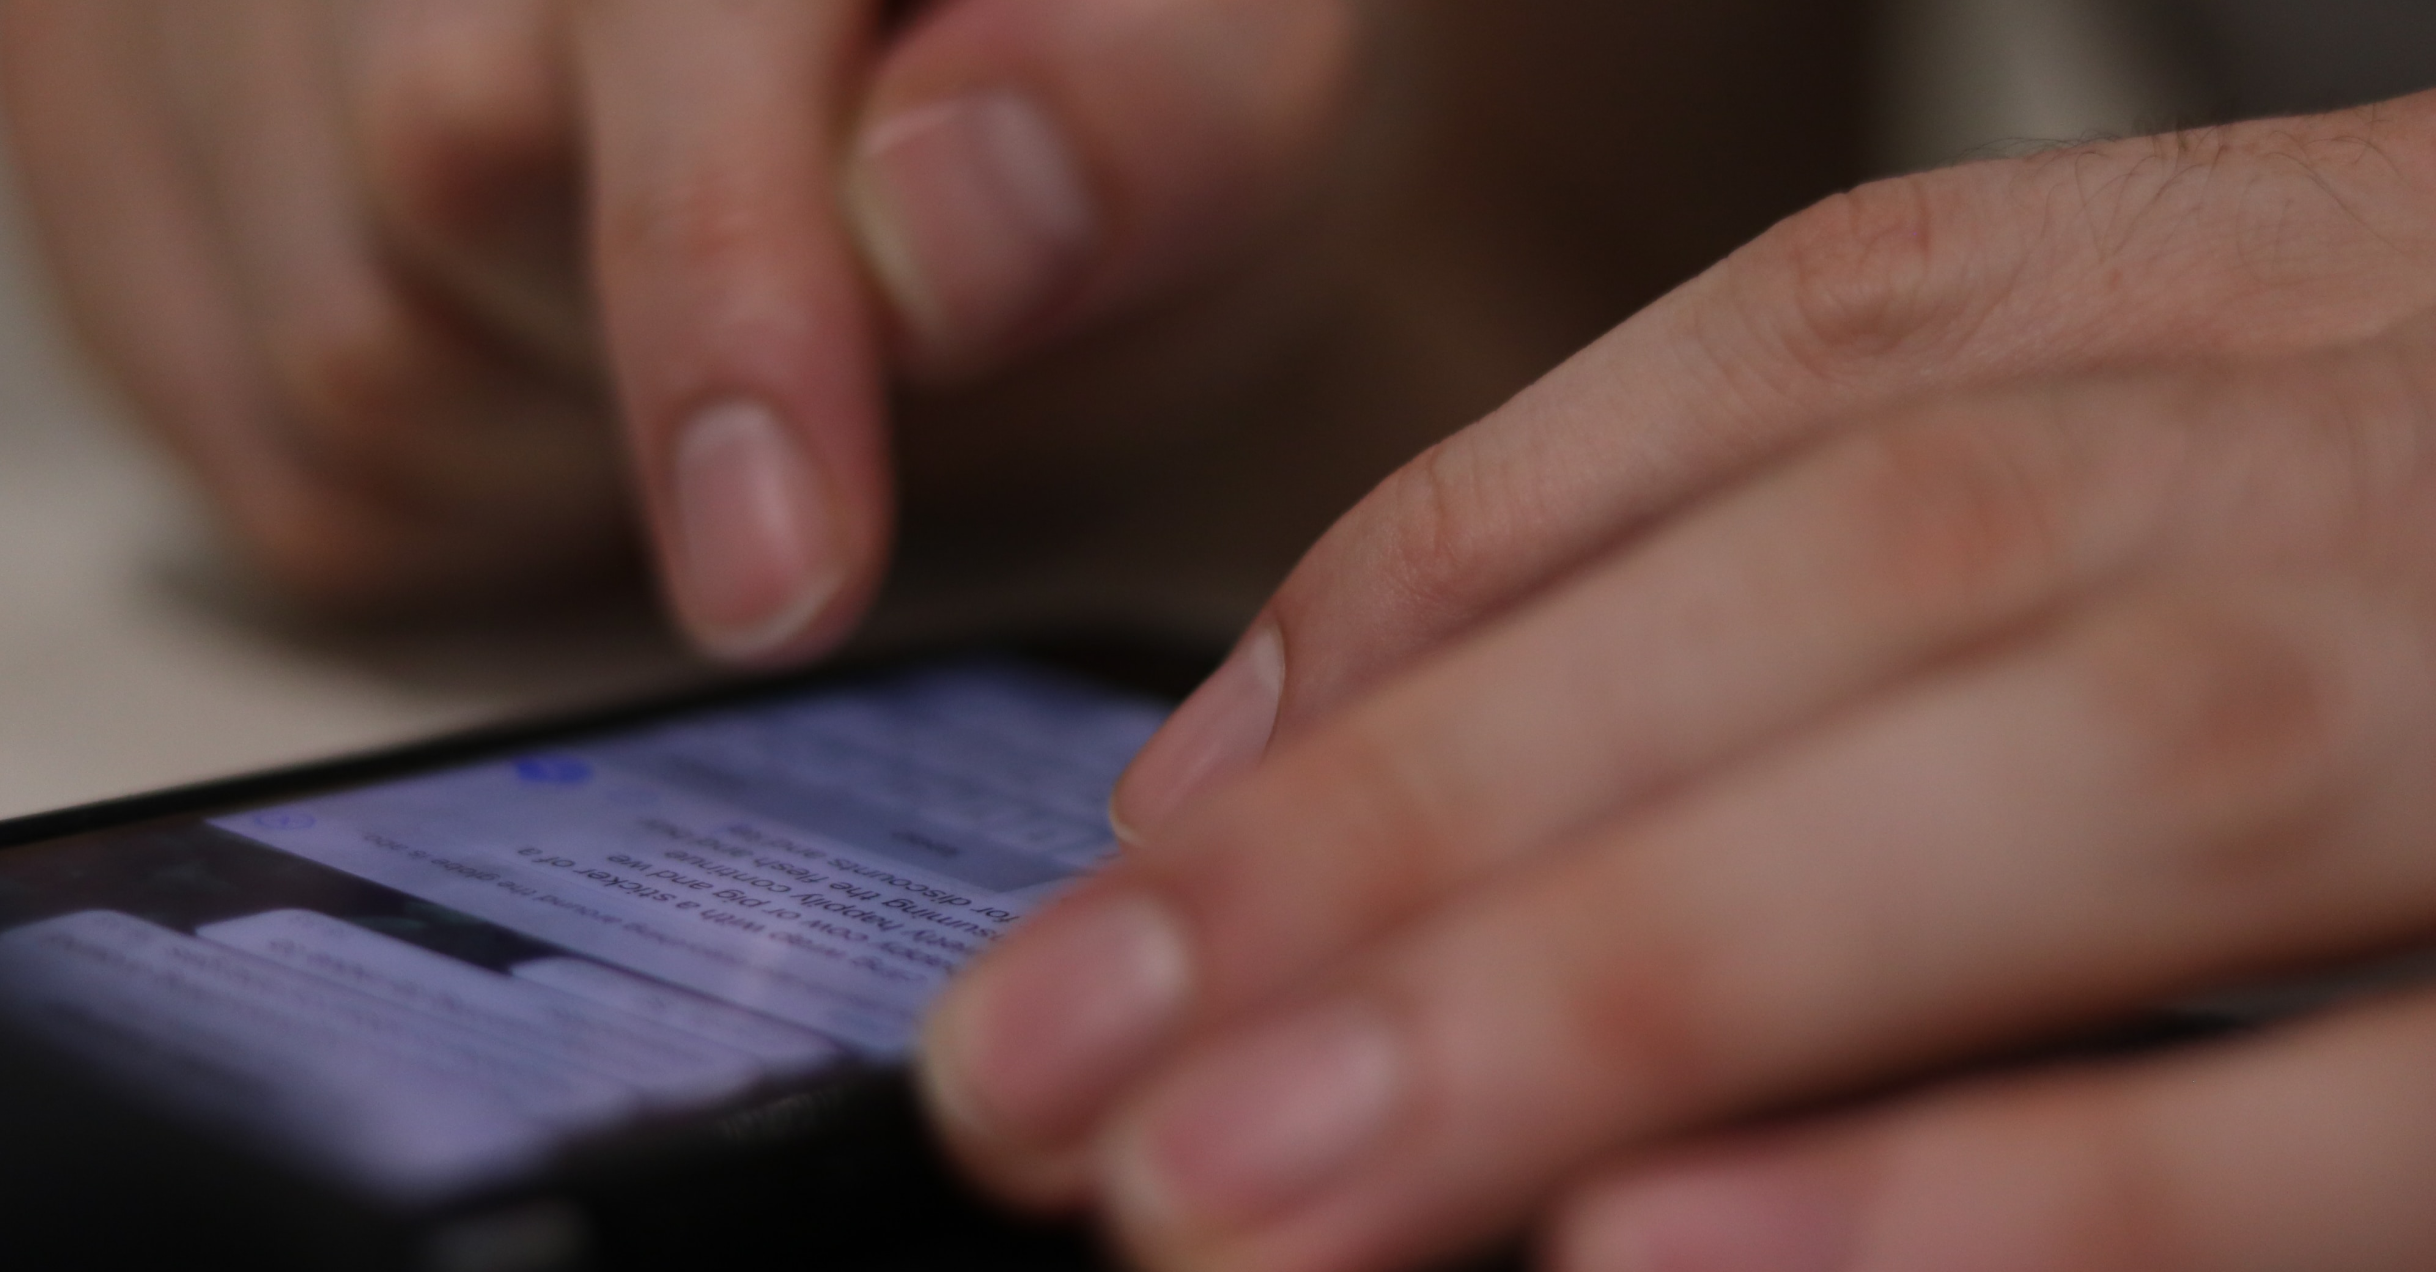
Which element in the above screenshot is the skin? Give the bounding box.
[923,94,2436,1272]
[0,0,1864,655]
[0,0,1371,652]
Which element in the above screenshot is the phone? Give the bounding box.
[0,634,1213,1272]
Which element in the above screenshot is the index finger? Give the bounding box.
[1108,100,2436,836]
[576,0,889,662]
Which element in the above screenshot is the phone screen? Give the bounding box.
[0,656,1167,1205]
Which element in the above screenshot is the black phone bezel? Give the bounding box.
[0,630,1216,1272]
[0,628,1214,849]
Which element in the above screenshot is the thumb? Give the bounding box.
[846,0,1362,381]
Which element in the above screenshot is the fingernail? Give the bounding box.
[924,892,1192,1151]
[1110,1005,1404,1236]
[1558,1161,1854,1272]
[1109,622,1285,845]
[670,399,846,661]
[850,90,1096,371]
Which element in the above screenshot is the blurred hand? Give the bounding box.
[923,94,2436,1272]
[0,0,1360,657]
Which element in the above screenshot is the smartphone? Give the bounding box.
[0,634,1212,1272]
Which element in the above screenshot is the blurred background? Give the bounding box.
[1,0,2430,820]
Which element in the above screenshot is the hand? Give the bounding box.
[921,95,2436,1272]
[0,0,1360,656]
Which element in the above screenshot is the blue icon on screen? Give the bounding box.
[251,811,316,831]
[513,756,593,785]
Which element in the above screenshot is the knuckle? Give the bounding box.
[1543,906,1735,1113]
[260,285,440,459]
[1287,711,1476,881]
[1747,175,1984,374]
[356,16,564,239]
[1162,719,1469,991]
[1304,438,1517,633]
[1183,0,1364,166]
[1263,442,1492,710]
[1831,411,2080,618]
[2061,1095,2194,1271]
[1355,443,1486,614]
[1890,1084,2190,1270]
[233,466,601,610]
[2074,594,2341,836]
[230,488,429,611]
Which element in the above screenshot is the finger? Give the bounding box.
[145,0,627,591]
[0,0,609,603]
[0,0,277,502]
[1089,564,2436,1272]
[1554,990,2436,1272]
[845,0,1362,380]
[576,0,889,663]
[341,0,594,370]
[924,338,2432,1197]
[1108,97,2436,836]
